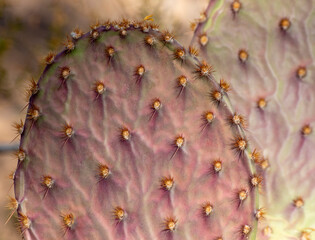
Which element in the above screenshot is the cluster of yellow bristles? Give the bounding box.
[42,16,172,65]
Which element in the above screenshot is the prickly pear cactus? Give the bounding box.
[190,0,315,239]
[11,20,261,240]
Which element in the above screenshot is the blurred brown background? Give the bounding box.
[0,0,207,239]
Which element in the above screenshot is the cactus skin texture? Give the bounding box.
[10,0,315,239]
[191,0,315,239]
[12,21,260,240]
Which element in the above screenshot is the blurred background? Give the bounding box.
[0,0,208,238]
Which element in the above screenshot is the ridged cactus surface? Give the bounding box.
[13,23,259,240]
